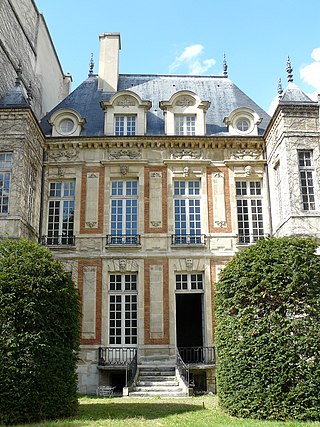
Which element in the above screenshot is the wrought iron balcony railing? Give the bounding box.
[171,234,206,246]
[41,235,75,246]
[178,346,216,365]
[98,347,137,366]
[106,234,141,246]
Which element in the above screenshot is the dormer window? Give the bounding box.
[49,109,85,137]
[160,91,210,136]
[115,115,136,136]
[101,91,151,136]
[224,108,262,136]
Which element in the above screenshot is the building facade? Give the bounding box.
[0,30,319,395]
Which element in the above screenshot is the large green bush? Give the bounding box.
[0,239,80,425]
[215,237,320,421]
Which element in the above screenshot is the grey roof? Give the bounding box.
[280,82,316,104]
[0,84,29,108]
[41,73,271,137]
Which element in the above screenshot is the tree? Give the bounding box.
[215,237,320,421]
[0,239,80,425]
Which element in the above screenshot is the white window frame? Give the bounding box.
[175,273,204,292]
[46,181,75,245]
[236,181,264,244]
[27,167,36,225]
[174,115,196,135]
[0,152,12,214]
[298,150,316,211]
[114,115,136,136]
[108,273,138,346]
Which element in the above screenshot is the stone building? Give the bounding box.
[0,28,319,396]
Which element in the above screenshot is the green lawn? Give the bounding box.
[6,395,320,427]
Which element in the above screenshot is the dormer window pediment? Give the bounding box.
[49,109,86,137]
[224,107,262,136]
[101,91,151,136]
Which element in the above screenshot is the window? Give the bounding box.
[236,181,264,244]
[175,115,195,135]
[236,118,250,132]
[110,180,139,244]
[176,273,203,291]
[27,168,36,225]
[0,152,12,214]
[46,181,75,245]
[274,162,283,222]
[298,150,316,211]
[115,115,136,136]
[109,274,137,345]
[59,118,75,134]
[173,180,202,244]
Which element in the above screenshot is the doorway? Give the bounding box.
[176,293,203,349]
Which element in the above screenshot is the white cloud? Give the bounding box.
[300,48,320,93]
[267,95,280,116]
[169,44,216,75]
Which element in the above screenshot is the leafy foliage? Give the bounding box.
[0,239,80,425]
[215,237,320,420]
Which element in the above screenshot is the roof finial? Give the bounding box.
[286,56,293,83]
[223,54,228,77]
[15,60,22,86]
[27,81,33,104]
[89,53,94,76]
[277,77,283,99]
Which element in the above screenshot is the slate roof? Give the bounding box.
[0,84,29,108]
[280,82,316,105]
[41,73,271,137]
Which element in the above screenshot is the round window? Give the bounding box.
[236,118,250,132]
[59,118,74,134]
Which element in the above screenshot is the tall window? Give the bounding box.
[298,150,316,211]
[236,181,264,244]
[27,168,36,225]
[109,274,137,345]
[173,180,202,244]
[175,115,195,135]
[47,181,75,245]
[0,152,12,214]
[110,180,138,244]
[115,115,136,136]
[274,162,283,222]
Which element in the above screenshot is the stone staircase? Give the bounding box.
[129,365,189,397]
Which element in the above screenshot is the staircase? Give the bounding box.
[129,365,189,397]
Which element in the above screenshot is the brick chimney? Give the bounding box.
[98,32,121,92]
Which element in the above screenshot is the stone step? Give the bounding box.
[129,391,187,398]
[139,372,176,378]
[134,385,182,392]
[137,380,179,387]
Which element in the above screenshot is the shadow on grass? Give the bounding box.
[77,400,203,421]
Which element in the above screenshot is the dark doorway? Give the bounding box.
[176,293,203,349]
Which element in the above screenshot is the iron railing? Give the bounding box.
[98,347,137,366]
[237,233,269,245]
[176,349,190,386]
[106,234,141,246]
[41,235,75,246]
[125,351,138,387]
[178,346,216,365]
[171,234,206,245]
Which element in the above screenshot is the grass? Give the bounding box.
[5,395,320,427]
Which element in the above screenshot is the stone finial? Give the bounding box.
[277,77,283,99]
[286,56,293,83]
[15,60,22,86]
[223,54,228,77]
[27,81,33,104]
[88,53,94,76]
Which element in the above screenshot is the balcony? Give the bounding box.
[178,346,216,365]
[106,234,141,246]
[98,347,137,367]
[171,234,206,246]
[41,235,75,246]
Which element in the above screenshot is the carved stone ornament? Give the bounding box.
[186,259,193,270]
[116,97,135,107]
[120,165,128,175]
[215,220,227,228]
[119,259,127,272]
[230,149,261,160]
[58,167,65,177]
[175,96,195,107]
[88,173,98,179]
[244,165,253,176]
[183,166,190,177]
[150,221,162,227]
[109,149,142,160]
[86,221,97,228]
[48,148,80,161]
[150,172,162,178]
[170,149,202,160]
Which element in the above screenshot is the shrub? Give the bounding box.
[215,237,320,420]
[0,238,80,425]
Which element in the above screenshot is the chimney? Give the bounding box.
[98,32,121,92]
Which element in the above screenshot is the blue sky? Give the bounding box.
[36,0,320,114]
